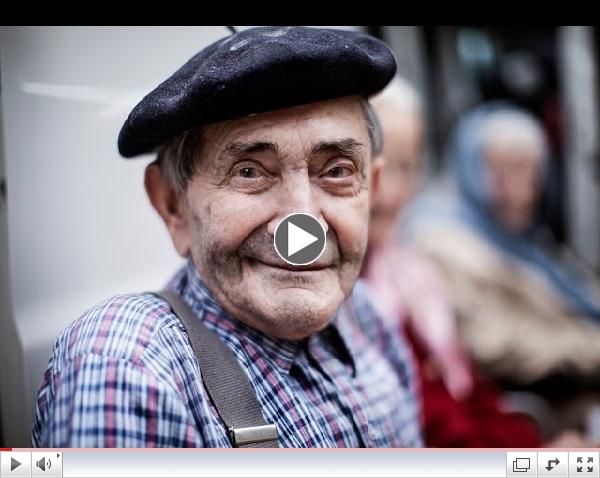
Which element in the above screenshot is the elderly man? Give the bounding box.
[31,27,422,448]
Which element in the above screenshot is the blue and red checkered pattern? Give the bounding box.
[31,259,422,447]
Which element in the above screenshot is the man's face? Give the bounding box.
[182,96,374,339]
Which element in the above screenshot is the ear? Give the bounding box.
[144,163,191,257]
[369,155,384,208]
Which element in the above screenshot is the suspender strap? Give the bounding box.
[153,290,278,448]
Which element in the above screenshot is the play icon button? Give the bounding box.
[288,222,318,256]
[0,452,31,476]
[11,458,21,471]
[274,213,326,265]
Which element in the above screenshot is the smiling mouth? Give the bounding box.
[248,257,330,272]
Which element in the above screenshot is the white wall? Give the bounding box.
[0,26,235,446]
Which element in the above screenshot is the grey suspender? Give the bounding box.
[154,290,278,448]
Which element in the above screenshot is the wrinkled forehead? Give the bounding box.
[199,96,370,155]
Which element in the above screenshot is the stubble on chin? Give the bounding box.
[188,210,363,338]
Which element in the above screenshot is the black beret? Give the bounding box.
[118,26,396,158]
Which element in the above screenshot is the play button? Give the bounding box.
[11,458,21,471]
[0,453,31,476]
[274,213,326,265]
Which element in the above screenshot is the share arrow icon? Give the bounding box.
[546,458,560,471]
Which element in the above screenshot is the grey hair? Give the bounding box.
[154,97,383,191]
[360,97,384,158]
[153,128,202,192]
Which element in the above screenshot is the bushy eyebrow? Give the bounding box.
[222,138,367,162]
[225,141,279,157]
[310,138,367,158]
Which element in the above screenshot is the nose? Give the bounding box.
[267,174,329,236]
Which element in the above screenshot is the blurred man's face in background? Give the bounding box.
[180,96,377,340]
[484,136,543,233]
[369,94,423,248]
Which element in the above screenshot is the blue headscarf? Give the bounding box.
[444,101,600,321]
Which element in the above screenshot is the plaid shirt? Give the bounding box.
[31,259,422,447]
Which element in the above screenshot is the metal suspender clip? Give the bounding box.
[229,424,278,447]
[154,291,279,448]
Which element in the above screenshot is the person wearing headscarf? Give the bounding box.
[405,102,600,439]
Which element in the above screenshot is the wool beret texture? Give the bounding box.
[118,26,397,158]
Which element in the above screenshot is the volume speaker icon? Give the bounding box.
[36,457,52,471]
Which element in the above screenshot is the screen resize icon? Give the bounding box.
[508,452,538,477]
[514,458,531,472]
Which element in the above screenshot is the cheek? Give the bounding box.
[190,189,275,253]
[322,191,370,262]
[487,170,504,203]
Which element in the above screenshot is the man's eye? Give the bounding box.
[325,166,353,178]
[237,167,261,178]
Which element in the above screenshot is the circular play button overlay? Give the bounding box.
[274,213,327,265]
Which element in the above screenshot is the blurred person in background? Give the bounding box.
[406,102,600,442]
[362,79,542,447]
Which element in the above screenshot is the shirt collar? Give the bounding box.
[169,258,357,375]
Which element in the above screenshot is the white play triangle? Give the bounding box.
[288,221,318,256]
